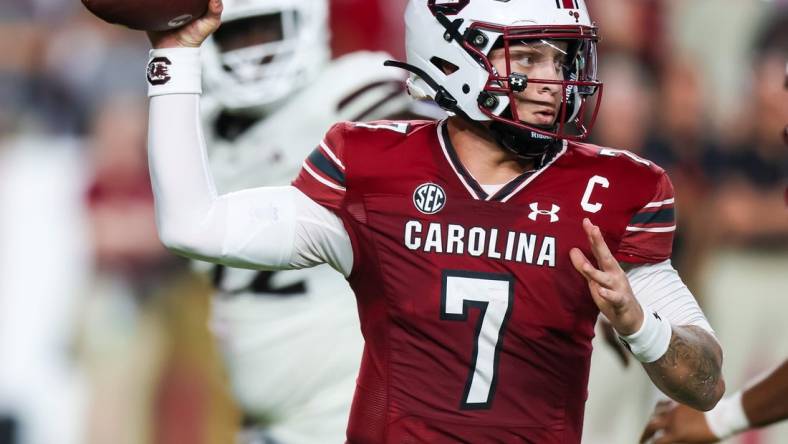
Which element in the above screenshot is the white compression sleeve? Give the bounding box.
[626,259,714,333]
[147,48,353,276]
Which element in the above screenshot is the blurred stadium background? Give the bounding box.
[0,0,785,443]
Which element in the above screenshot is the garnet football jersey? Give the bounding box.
[292,120,675,443]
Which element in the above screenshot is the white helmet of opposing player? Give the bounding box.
[400,0,603,142]
[203,0,330,111]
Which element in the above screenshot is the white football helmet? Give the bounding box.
[202,0,330,111]
[400,0,603,141]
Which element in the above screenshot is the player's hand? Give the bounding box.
[640,400,719,443]
[147,0,223,49]
[569,218,644,336]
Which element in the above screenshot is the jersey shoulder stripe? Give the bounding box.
[617,169,676,263]
[320,141,346,170]
[629,208,675,225]
[625,173,676,234]
[293,120,436,211]
[307,145,346,186]
[293,123,348,209]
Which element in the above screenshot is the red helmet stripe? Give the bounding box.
[557,0,576,9]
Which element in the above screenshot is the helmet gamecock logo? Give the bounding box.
[414,183,447,215]
[147,57,172,86]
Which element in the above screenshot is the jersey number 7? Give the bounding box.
[441,271,514,410]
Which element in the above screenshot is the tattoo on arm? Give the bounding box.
[643,325,725,411]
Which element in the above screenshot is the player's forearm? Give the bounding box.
[741,359,788,427]
[148,90,227,258]
[145,47,218,258]
[643,325,725,411]
[149,91,310,270]
[701,360,788,440]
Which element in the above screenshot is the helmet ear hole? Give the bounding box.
[430,57,459,75]
[465,29,488,48]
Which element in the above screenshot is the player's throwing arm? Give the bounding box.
[145,0,351,274]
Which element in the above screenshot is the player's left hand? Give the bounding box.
[570,218,644,336]
[640,400,719,443]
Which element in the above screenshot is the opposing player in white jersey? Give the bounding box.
[195,1,439,442]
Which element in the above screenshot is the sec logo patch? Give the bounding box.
[413,183,446,215]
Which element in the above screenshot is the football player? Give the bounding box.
[640,359,788,443]
[145,0,725,441]
[192,0,438,443]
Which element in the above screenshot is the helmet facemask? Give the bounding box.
[213,12,294,88]
[202,0,330,113]
[468,25,603,142]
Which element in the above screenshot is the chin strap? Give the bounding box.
[489,109,561,161]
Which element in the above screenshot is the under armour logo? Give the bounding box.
[528,203,561,223]
[509,73,527,92]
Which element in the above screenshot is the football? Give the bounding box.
[81,0,209,32]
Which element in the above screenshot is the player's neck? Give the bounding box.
[446,117,536,185]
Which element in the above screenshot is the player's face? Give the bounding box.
[488,40,570,128]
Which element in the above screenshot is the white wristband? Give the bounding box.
[619,307,672,363]
[705,391,750,440]
[146,47,202,97]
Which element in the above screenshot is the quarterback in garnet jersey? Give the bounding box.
[292,120,675,442]
[144,0,724,443]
